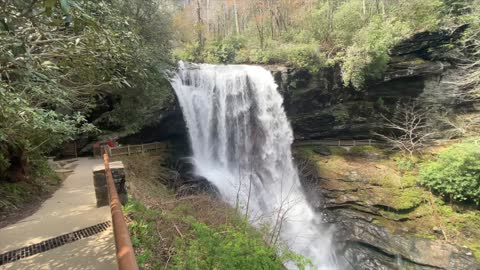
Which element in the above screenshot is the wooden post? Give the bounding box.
[338,140,341,146]
[141,144,144,154]
[353,140,356,146]
[127,145,130,156]
[369,139,372,146]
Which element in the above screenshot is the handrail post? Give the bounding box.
[103,154,139,270]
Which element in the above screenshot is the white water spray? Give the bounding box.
[171,62,337,269]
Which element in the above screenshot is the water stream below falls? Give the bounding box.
[171,62,337,269]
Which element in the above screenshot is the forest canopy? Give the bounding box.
[173,0,476,89]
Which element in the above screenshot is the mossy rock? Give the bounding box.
[312,145,331,156]
[378,187,426,212]
[401,173,417,187]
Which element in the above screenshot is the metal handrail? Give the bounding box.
[103,153,139,270]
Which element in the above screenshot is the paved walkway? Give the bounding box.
[0,158,117,270]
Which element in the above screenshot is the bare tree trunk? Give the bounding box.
[223,0,228,38]
[233,0,240,34]
[206,0,210,32]
[195,0,205,51]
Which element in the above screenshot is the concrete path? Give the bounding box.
[0,158,117,270]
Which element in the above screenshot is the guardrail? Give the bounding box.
[105,142,169,157]
[293,139,386,147]
[103,153,139,270]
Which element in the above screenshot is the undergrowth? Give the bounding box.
[0,159,61,217]
[120,154,310,270]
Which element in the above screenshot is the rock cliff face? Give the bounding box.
[270,27,475,140]
[294,146,480,270]
[122,28,480,270]
[126,28,474,144]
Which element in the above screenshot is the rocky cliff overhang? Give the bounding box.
[272,26,474,140]
[125,26,472,143]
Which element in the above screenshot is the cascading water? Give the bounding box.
[171,62,337,269]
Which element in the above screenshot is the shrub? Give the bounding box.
[333,0,365,46]
[341,17,411,89]
[205,36,246,64]
[246,48,281,64]
[170,219,311,270]
[397,157,416,173]
[173,42,203,63]
[124,199,163,268]
[283,44,326,73]
[393,0,444,31]
[240,44,325,73]
[419,141,480,205]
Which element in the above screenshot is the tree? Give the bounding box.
[375,101,436,156]
[0,0,174,181]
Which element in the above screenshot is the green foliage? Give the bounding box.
[205,36,246,64]
[173,42,204,63]
[282,44,326,73]
[124,196,311,270]
[301,3,333,43]
[333,0,365,46]
[394,187,425,210]
[235,43,326,72]
[0,0,173,180]
[393,0,445,31]
[0,156,60,212]
[123,198,163,269]
[397,157,416,173]
[420,141,480,204]
[174,36,245,64]
[175,37,325,72]
[175,0,449,90]
[341,17,411,89]
[170,219,310,270]
[442,0,471,15]
[0,183,28,210]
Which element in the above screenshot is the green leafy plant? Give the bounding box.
[0,0,173,182]
[123,199,163,269]
[341,17,411,89]
[205,36,245,64]
[397,157,416,173]
[170,219,311,270]
[419,141,480,204]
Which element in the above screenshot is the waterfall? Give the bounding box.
[171,62,337,269]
